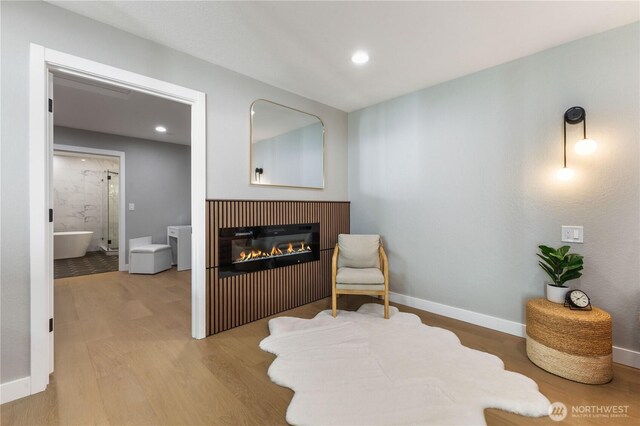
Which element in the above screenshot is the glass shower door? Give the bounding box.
[107,171,119,250]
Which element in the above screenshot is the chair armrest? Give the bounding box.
[332,244,339,289]
[379,245,388,271]
[379,245,389,289]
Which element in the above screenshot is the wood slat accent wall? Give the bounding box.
[205,200,350,335]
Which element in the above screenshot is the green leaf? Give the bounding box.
[538,252,560,265]
[564,263,583,272]
[559,270,583,284]
[548,253,564,263]
[537,261,554,275]
[537,244,586,286]
[565,254,584,265]
[538,262,559,284]
[539,245,555,255]
[536,253,557,267]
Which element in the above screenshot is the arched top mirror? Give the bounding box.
[250,99,325,189]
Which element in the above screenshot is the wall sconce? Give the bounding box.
[557,106,598,180]
[254,167,264,182]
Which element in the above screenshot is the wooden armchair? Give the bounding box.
[331,234,389,319]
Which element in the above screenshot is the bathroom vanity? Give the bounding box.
[167,225,192,271]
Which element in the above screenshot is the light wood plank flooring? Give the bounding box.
[2,270,639,425]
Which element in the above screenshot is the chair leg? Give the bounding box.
[332,291,337,317]
[384,293,389,319]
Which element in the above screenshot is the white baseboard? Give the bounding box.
[0,376,31,404]
[388,291,640,369]
[612,346,640,369]
[388,292,526,337]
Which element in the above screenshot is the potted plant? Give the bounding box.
[537,245,584,303]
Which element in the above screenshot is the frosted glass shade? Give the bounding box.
[574,138,597,155]
[351,51,370,64]
[556,167,574,181]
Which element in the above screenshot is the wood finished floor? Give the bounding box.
[2,270,639,425]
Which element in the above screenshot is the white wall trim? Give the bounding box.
[389,291,526,337]
[29,43,50,396]
[612,346,640,369]
[1,377,31,404]
[53,144,127,272]
[389,291,640,369]
[190,91,207,341]
[29,44,207,398]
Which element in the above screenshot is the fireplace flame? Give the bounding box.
[297,242,311,252]
[235,241,312,263]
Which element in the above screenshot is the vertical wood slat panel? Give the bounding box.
[205,203,211,335]
[206,202,211,267]
[205,200,349,335]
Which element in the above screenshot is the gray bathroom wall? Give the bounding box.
[348,23,640,353]
[55,127,191,258]
[1,0,347,384]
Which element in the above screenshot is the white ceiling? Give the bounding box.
[53,74,191,145]
[49,1,639,112]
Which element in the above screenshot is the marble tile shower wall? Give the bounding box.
[53,155,119,252]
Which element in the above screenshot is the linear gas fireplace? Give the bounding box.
[218,223,320,276]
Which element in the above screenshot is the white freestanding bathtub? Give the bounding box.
[54,231,94,260]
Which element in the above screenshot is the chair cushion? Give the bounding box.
[338,234,380,269]
[336,283,385,291]
[336,267,385,284]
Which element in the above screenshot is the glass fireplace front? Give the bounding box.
[218,223,320,276]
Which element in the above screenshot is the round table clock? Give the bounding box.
[565,289,591,309]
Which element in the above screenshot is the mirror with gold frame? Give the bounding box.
[250,99,325,189]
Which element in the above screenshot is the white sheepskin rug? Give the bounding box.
[259,304,550,425]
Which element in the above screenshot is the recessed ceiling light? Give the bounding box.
[155,125,167,133]
[351,50,370,65]
[81,158,86,162]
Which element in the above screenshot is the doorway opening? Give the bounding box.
[52,149,122,278]
[29,44,207,397]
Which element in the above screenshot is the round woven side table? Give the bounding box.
[525,298,612,384]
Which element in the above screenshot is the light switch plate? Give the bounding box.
[129,203,135,211]
[561,226,583,243]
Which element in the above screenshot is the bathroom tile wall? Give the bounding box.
[53,154,119,251]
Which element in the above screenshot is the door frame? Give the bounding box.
[29,44,208,395]
[53,145,127,272]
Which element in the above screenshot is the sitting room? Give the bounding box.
[1,1,639,425]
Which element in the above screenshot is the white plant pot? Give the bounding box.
[546,283,569,304]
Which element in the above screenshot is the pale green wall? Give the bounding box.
[348,23,640,352]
